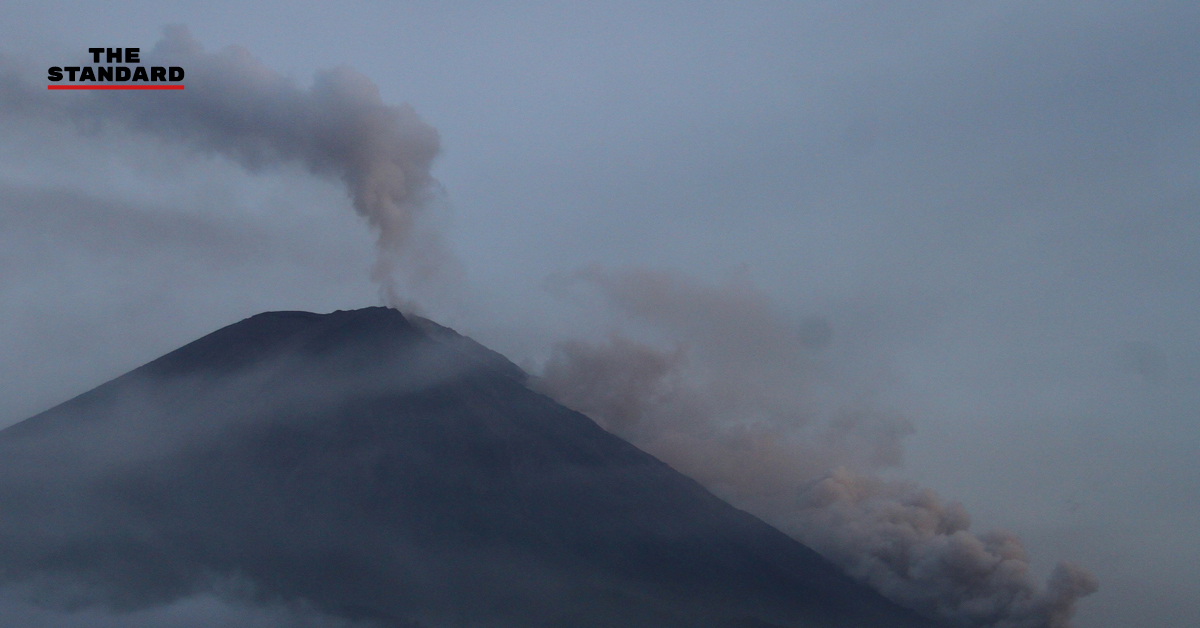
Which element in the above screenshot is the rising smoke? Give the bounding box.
[2,25,455,307]
[534,267,1097,628]
[2,28,1097,628]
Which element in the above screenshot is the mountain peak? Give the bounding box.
[0,308,940,628]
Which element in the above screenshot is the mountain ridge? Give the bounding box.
[0,307,942,628]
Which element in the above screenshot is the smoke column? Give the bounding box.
[534,267,1097,628]
[2,28,1097,628]
[2,26,454,307]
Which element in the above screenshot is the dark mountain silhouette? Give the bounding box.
[0,307,942,628]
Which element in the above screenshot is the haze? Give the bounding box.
[1,2,1197,627]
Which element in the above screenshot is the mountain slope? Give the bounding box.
[0,307,941,628]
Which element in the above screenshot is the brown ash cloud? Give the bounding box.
[534,267,1097,628]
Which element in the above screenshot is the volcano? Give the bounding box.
[0,307,940,628]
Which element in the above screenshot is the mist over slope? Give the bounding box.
[0,22,1113,627]
[0,307,940,628]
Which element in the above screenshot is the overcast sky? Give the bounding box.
[1,2,1197,627]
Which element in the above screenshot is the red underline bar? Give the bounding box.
[47,85,185,90]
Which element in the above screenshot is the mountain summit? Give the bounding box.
[0,307,940,628]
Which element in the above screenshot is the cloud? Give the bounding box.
[534,267,1097,627]
[1,26,456,308]
[0,584,381,628]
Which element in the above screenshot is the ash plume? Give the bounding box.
[1,26,455,307]
[0,25,1097,628]
[534,267,1097,628]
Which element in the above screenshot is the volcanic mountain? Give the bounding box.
[0,307,941,628]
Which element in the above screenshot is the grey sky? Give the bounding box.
[1,2,1197,626]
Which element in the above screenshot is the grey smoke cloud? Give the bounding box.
[7,8,1194,625]
[2,26,453,308]
[534,267,1097,627]
[793,472,1097,628]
